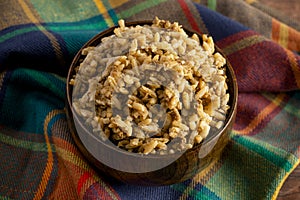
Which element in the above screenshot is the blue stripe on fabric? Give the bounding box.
[0,15,109,70]
[0,31,57,64]
[0,23,38,36]
[113,183,183,200]
[0,30,70,75]
[193,3,249,41]
[171,181,221,200]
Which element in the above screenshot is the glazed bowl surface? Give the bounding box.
[66,20,238,185]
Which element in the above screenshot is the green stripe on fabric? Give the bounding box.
[0,27,39,43]
[231,134,296,171]
[46,23,106,32]
[22,69,65,99]
[0,20,106,43]
[0,131,54,152]
[262,92,300,118]
[222,35,265,55]
[207,0,217,11]
[171,183,188,194]
[102,0,119,24]
[205,141,299,200]
[192,186,221,200]
[52,73,66,83]
[0,26,80,44]
[117,0,168,19]
[172,183,220,200]
[206,144,268,200]
[0,68,65,134]
[29,0,100,23]
[284,99,300,118]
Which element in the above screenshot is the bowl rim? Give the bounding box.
[66,20,238,159]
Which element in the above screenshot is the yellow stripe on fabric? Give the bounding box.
[52,135,96,172]
[109,0,129,8]
[33,109,64,200]
[272,19,280,43]
[222,35,265,56]
[93,0,114,27]
[18,0,65,66]
[0,71,6,90]
[245,0,256,4]
[18,0,39,24]
[55,146,91,171]
[278,22,289,48]
[262,93,300,118]
[272,159,300,200]
[285,49,300,89]
[235,93,286,135]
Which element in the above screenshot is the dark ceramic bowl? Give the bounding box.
[66,21,238,186]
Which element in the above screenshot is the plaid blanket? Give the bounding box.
[0,0,299,199]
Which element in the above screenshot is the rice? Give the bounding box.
[70,17,229,155]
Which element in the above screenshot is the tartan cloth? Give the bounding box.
[0,0,299,199]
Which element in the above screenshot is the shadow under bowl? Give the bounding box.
[66,21,238,186]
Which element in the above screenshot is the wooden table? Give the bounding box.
[277,164,300,199]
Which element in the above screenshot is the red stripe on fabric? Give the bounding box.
[234,93,289,135]
[226,41,298,92]
[234,94,272,131]
[77,172,92,195]
[177,0,201,33]
[216,30,258,49]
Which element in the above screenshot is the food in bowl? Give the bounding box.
[69,17,229,155]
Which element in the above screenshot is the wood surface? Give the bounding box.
[277,165,300,200]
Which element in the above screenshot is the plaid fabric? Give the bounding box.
[0,0,299,199]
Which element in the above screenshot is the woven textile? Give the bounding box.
[0,0,299,199]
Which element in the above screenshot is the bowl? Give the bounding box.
[66,20,238,186]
